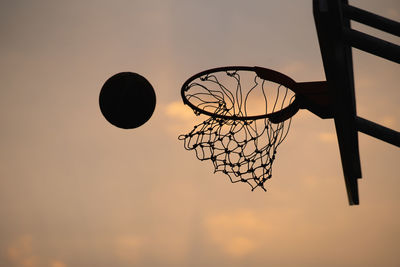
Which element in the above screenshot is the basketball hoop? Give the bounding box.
[179,66,304,191]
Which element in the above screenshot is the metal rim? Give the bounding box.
[181,66,300,122]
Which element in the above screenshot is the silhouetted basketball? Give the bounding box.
[99,72,156,129]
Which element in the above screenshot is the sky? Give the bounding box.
[0,0,399,266]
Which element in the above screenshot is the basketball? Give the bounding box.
[99,72,156,129]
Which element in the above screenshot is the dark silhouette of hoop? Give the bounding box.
[179,66,333,191]
[181,66,301,124]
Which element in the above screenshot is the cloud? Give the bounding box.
[279,61,324,82]
[165,101,195,121]
[280,61,308,78]
[114,235,146,264]
[203,210,265,258]
[163,101,204,136]
[223,236,255,257]
[50,261,67,267]
[385,8,399,20]
[318,132,336,143]
[379,116,397,128]
[113,232,190,265]
[6,235,67,267]
[6,235,39,267]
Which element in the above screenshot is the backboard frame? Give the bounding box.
[313,0,400,205]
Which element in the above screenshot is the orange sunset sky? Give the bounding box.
[0,1,399,266]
